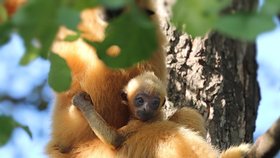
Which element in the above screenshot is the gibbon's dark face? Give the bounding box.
[101,5,155,22]
[133,92,161,121]
[102,7,124,21]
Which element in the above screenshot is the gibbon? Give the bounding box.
[46,0,251,157]
[46,0,167,157]
[120,71,206,139]
[72,72,206,149]
[72,72,250,158]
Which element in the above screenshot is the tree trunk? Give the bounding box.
[164,0,260,149]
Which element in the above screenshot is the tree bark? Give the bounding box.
[164,0,260,149]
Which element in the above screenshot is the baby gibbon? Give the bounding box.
[72,71,207,149]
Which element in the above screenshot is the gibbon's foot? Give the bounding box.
[72,92,94,111]
[220,144,251,158]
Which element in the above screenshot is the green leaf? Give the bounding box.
[48,53,72,92]
[171,0,230,37]
[0,21,12,46]
[61,0,99,10]
[19,45,40,65]
[215,13,276,41]
[21,126,32,139]
[63,0,128,11]
[64,33,80,42]
[93,5,158,68]
[0,116,14,146]
[0,115,32,146]
[260,0,280,16]
[12,0,59,58]
[0,4,8,23]
[98,0,129,9]
[57,6,80,30]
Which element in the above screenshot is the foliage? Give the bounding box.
[215,12,275,40]
[172,0,230,37]
[0,0,279,91]
[172,0,280,40]
[48,53,72,92]
[0,4,7,23]
[92,2,158,68]
[12,0,81,60]
[0,115,32,146]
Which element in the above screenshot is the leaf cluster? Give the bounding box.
[172,0,280,40]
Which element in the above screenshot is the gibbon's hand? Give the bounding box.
[72,91,94,112]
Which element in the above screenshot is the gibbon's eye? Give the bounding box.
[150,98,160,110]
[144,9,155,16]
[135,96,144,107]
[102,7,124,21]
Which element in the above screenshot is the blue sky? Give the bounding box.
[255,26,280,137]
[0,27,279,157]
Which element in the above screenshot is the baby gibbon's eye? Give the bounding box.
[150,98,160,110]
[135,97,144,107]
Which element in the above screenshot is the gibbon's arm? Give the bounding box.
[72,92,125,149]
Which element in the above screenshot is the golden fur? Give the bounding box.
[116,120,251,158]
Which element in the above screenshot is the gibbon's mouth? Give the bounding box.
[137,111,153,121]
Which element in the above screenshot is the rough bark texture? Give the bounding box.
[163,0,260,149]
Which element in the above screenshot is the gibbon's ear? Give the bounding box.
[121,91,128,105]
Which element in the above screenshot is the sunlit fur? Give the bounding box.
[169,107,207,138]
[115,114,250,158]
[220,144,251,158]
[117,120,251,158]
[125,72,166,99]
[114,119,217,158]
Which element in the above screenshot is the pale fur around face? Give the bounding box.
[124,71,166,101]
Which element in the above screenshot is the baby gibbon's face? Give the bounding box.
[131,92,161,121]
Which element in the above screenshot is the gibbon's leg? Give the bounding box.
[72,92,125,149]
[169,107,207,138]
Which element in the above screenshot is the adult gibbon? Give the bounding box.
[46,0,167,157]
